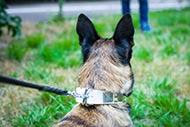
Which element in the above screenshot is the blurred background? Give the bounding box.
[0,0,190,126]
[6,0,190,22]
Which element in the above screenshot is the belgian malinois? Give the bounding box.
[55,13,135,127]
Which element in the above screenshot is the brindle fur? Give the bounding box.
[55,13,135,127]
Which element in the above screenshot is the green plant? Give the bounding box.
[134,47,153,62]
[23,62,52,83]
[13,93,75,127]
[6,39,27,61]
[26,33,45,48]
[39,39,81,67]
[185,50,190,64]
[52,0,64,21]
[58,0,64,20]
[0,0,21,37]
[39,40,65,62]
[160,43,178,58]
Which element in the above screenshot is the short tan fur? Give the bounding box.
[55,13,135,127]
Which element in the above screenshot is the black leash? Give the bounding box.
[0,75,70,95]
[0,75,131,105]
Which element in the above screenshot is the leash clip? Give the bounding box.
[82,88,90,104]
[68,88,90,104]
[68,91,82,98]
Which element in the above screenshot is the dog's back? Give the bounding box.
[55,13,135,127]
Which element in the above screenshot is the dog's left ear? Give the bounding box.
[113,14,134,47]
[76,14,99,45]
[76,14,100,63]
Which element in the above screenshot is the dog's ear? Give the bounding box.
[76,13,99,63]
[113,14,134,47]
[113,14,135,64]
[76,14,99,45]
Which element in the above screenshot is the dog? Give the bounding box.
[55,13,135,127]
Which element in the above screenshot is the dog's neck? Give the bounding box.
[78,40,133,96]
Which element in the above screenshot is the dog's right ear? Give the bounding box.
[76,14,99,63]
[112,14,135,64]
[113,14,134,47]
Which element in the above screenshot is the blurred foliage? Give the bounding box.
[26,33,45,48]
[134,47,153,62]
[53,0,64,21]
[0,0,21,37]
[6,39,27,61]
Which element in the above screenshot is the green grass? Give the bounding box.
[12,94,75,127]
[0,8,190,127]
[38,38,81,67]
[6,38,27,61]
[26,33,45,48]
[128,77,190,126]
[134,47,153,62]
[186,50,190,63]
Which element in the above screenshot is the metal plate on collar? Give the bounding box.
[103,92,113,102]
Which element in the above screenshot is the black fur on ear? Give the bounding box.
[76,13,100,63]
[113,14,134,46]
[113,14,135,65]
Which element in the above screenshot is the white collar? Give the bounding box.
[69,87,125,105]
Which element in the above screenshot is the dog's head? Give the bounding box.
[76,14,134,96]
